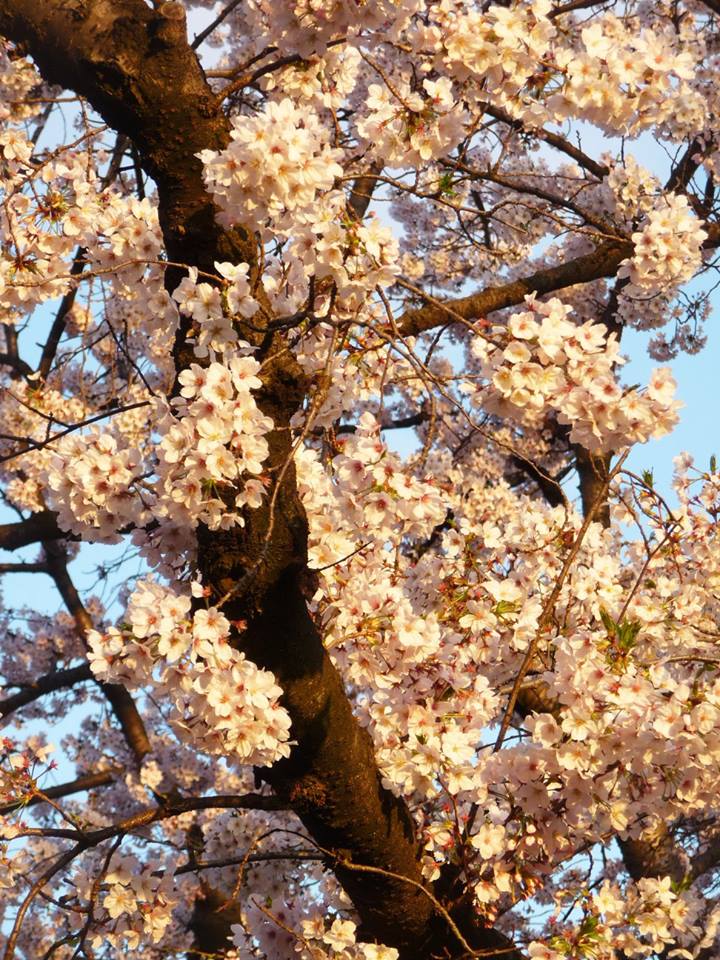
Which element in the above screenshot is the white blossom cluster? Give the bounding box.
[438,0,555,106]
[199,98,343,235]
[155,354,273,531]
[87,578,292,766]
[42,354,272,545]
[232,910,399,959]
[290,321,420,428]
[356,76,467,167]
[547,15,702,135]
[260,44,362,110]
[44,428,148,543]
[297,413,447,571]
[281,205,400,315]
[242,0,423,56]
[468,297,680,451]
[0,138,169,319]
[199,99,403,316]
[528,875,717,960]
[618,194,708,297]
[0,41,39,123]
[172,261,259,358]
[88,853,179,950]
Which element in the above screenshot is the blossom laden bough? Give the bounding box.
[1,0,720,958]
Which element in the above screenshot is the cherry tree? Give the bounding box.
[0,0,720,957]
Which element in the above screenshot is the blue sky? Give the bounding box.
[622,325,717,494]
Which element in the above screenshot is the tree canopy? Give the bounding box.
[0,1,720,958]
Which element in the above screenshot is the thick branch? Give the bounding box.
[398,238,631,336]
[347,160,384,220]
[37,249,85,381]
[0,663,92,719]
[0,511,67,552]
[575,446,612,528]
[509,454,568,509]
[0,352,33,380]
[690,824,720,881]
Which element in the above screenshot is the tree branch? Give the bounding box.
[0,511,68,552]
[482,102,609,180]
[398,238,631,337]
[0,769,117,816]
[0,663,92,719]
[191,0,243,49]
[42,540,151,764]
[347,159,384,220]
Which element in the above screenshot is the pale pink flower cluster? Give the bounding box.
[618,194,708,297]
[156,354,272,531]
[584,877,708,959]
[43,354,272,544]
[356,77,467,167]
[468,297,680,451]
[291,321,412,427]
[201,108,399,315]
[232,909,400,959]
[44,428,147,543]
[0,42,40,123]
[172,262,259,357]
[605,156,660,226]
[199,98,343,235]
[0,380,93,514]
[0,127,31,165]
[295,428,506,803]
[527,877,717,960]
[0,739,56,843]
[296,414,446,572]
[87,579,292,766]
[260,45,361,110]
[548,15,701,134]
[277,205,399,316]
[0,145,166,307]
[87,853,179,950]
[298,916,400,959]
[429,3,704,139]
[440,0,555,97]
[243,0,422,56]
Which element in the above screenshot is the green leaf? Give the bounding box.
[599,607,616,636]
[617,619,641,651]
[437,172,456,197]
[492,599,519,619]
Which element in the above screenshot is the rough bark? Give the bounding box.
[574,446,612,529]
[0,510,68,551]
